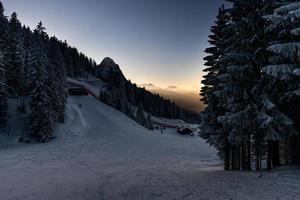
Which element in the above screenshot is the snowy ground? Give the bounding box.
[0,96,299,200]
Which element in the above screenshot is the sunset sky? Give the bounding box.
[2,0,228,93]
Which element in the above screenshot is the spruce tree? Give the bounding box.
[35,21,49,43]
[136,103,146,127]
[0,1,8,49]
[23,26,34,96]
[0,1,8,129]
[0,48,7,129]
[146,114,154,130]
[262,1,300,165]
[201,0,279,171]
[28,30,53,142]
[49,37,67,122]
[64,50,74,77]
[200,6,233,170]
[6,12,25,97]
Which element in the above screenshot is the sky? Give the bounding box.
[2,0,228,94]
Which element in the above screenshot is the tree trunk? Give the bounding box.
[267,140,272,171]
[255,137,260,171]
[237,144,241,170]
[247,138,251,171]
[231,146,235,170]
[272,141,280,168]
[297,135,300,164]
[242,141,246,170]
[224,140,231,171]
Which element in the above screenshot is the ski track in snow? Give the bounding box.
[0,96,299,200]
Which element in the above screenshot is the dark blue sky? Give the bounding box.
[2,0,229,91]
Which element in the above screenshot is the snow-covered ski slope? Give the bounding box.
[0,96,299,200]
[67,77,192,128]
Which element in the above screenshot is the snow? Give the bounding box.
[293,68,300,76]
[263,14,285,24]
[262,64,295,80]
[265,2,300,32]
[290,8,300,19]
[69,78,193,130]
[267,43,300,59]
[263,14,286,32]
[291,27,300,36]
[0,98,28,148]
[274,2,300,15]
[0,96,300,199]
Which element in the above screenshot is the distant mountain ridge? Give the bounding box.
[96,57,126,83]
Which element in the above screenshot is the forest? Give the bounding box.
[0,1,185,142]
[200,0,300,171]
[0,2,84,142]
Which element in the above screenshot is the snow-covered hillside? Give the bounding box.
[0,96,299,200]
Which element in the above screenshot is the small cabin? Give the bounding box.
[177,127,194,135]
[68,87,88,96]
[67,83,89,96]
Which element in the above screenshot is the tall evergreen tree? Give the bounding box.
[0,1,8,129]
[200,6,231,170]
[35,21,49,43]
[0,1,8,49]
[201,0,279,171]
[136,103,146,127]
[0,48,7,129]
[48,37,67,122]
[201,0,300,171]
[27,29,53,142]
[6,12,25,97]
[22,26,34,96]
[262,1,300,166]
[146,114,154,130]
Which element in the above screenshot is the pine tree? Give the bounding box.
[146,114,153,130]
[0,1,8,49]
[0,1,8,129]
[35,21,49,42]
[0,48,7,129]
[136,103,146,127]
[49,37,67,122]
[128,104,135,120]
[6,12,25,97]
[22,26,34,96]
[262,1,300,166]
[27,30,53,142]
[64,50,74,77]
[200,6,232,170]
[120,93,130,116]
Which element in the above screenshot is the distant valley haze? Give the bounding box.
[139,83,204,113]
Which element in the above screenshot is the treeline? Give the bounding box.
[97,58,181,128]
[200,0,300,171]
[0,2,96,142]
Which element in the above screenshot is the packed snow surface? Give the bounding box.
[0,96,299,200]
